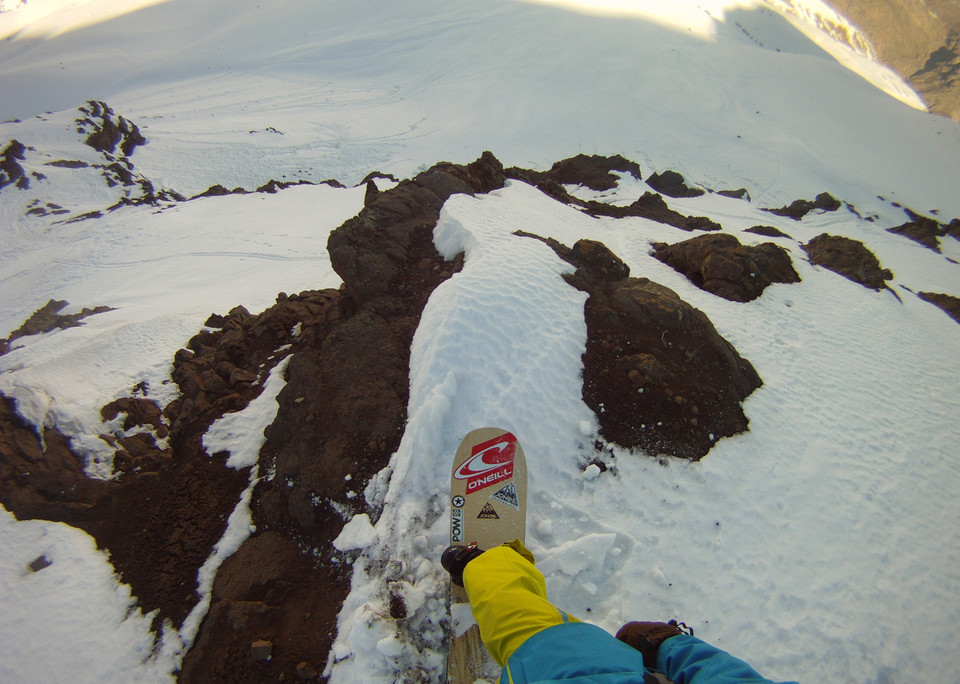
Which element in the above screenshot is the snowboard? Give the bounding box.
[446,427,527,684]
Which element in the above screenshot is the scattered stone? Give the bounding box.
[802,233,893,291]
[646,170,705,198]
[918,292,960,324]
[28,555,53,573]
[251,639,273,661]
[764,192,842,220]
[652,233,800,302]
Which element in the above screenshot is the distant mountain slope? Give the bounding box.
[824,0,960,119]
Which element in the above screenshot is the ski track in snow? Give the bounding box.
[1,1,960,682]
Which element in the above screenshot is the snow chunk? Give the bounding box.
[333,514,378,552]
[538,533,618,577]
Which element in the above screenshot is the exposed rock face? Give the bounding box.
[652,233,801,302]
[520,235,762,460]
[802,233,894,290]
[825,0,960,120]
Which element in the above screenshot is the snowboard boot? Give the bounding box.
[441,542,484,587]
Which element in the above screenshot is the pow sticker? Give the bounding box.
[491,482,519,511]
[453,431,517,494]
[477,503,499,519]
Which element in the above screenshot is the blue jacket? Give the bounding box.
[501,621,797,684]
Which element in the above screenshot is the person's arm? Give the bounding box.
[656,634,798,684]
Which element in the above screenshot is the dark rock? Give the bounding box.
[918,291,960,324]
[28,555,53,573]
[1,300,115,355]
[79,101,146,156]
[522,153,643,191]
[585,191,722,232]
[363,178,379,206]
[718,188,750,201]
[1,139,29,191]
[100,397,165,433]
[765,192,842,220]
[887,213,947,251]
[646,170,705,198]
[45,159,89,169]
[192,184,247,199]
[745,225,792,239]
[329,150,503,307]
[652,233,800,302]
[182,152,508,682]
[518,234,762,460]
[802,233,893,290]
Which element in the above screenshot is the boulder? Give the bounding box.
[802,233,893,291]
[520,234,762,460]
[652,233,800,302]
[646,170,705,198]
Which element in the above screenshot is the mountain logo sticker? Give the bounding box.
[477,503,499,519]
[490,482,519,510]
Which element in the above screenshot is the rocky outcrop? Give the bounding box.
[0,299,114,356]
[918,291,960,324]
[180,151,508,681]
[0,139,28,191]
[77,100,146,157]
[508,153,643,191]
[652,233,801,302]
[764,192,842,220]
[507,155,722,232]
[802,233,893,290]
[646,170,705,198]
[886,210,959,252]
[746,225,793,239]
[519,235,762,460]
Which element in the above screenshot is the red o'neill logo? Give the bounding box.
[455,432,516,493]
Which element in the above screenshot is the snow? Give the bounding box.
[1,0,959,682]
[0,508,170,683]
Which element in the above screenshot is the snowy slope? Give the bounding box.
[1,1,959,683]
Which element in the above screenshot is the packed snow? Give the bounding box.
[1,0,959,683]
